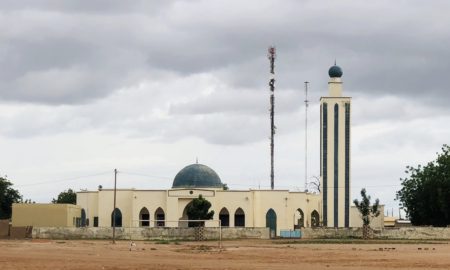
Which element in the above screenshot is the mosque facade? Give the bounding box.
[76,66,384,235]
[77,163,323,237]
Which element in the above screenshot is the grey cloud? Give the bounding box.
[1,0,450,106]
[168,87,304,116]
[0,0,175,14]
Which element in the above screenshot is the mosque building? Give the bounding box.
[75,65,384,235]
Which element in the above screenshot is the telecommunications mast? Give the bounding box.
[268,46,276,190]
[304,81,309,192]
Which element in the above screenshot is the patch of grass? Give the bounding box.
[274,238,449,245]
[153,239,184,245]
[155,240,170,244]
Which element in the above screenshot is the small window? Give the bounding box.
[93,217,99,227]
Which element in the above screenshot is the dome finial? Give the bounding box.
[328,63,343,78]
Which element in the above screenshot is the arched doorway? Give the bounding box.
[139,207,150,227]
[294,208,304,229]
[234,208,245,227]
[311,210,320,227]
[111,208,122,227]
[219,208,230,227]
[266,209,277,237]
[81,209,86,227]
[181,201,211,227]
[178,201,189,227]
[154,207,165,227]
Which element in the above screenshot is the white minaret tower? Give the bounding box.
[320,64,351,227]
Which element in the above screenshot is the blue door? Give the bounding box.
[266,209,277,238]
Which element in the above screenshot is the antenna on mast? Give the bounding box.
[304,81,309,192]
[268,46,276,190]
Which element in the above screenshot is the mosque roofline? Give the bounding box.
[249,189,290,192]
[170,187,222,191]
[77,189,169,192]
[217,189,250,192]
[77,188,316,193]
[78,188,225,192]
[320,96,352,99]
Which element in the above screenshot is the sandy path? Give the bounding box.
[0,239,449,270]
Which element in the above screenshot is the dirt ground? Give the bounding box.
[0,239,449,270]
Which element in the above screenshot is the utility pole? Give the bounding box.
[112,168,117,244]
[304,81,309,192]
[268,46,276,190]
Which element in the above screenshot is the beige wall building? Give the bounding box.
[77,163,323,237]
[77,163,383,236]
[12,203,82,227]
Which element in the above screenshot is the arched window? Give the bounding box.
[294,208,304,229]
[266,209,277,237]
[111,208,122,227]
[139,207,150,227]
[234,208,245,227]
[154,207,165,227]
[219,208,230,227]
[311,210,320,227]
[81,209,86,227]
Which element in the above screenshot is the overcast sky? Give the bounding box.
[1,0,449,216]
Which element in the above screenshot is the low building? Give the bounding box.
[349,206,385,228]
[384,216,396,227]
[395,219,412,227]
[77,163,323,236]
[12,203,82,227]
[77,163,384,236]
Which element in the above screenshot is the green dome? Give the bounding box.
[172,164,223,188]
[328,65,343,78]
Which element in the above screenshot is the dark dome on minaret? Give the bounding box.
[328,65,343,78]
[172,163,223,188]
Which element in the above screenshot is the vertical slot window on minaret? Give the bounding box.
[345,103,351,227]
[334,103,339,227]
[322,103,328,226]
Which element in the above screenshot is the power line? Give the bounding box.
[15,171,111,188]
[119,171,171,180]
[14,170,174,189]
[224,181,402,189]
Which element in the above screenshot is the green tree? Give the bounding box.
[0,176,22,219]
[52,189,77,204]
[396,144,450,226]
[354,188,380,239]
[186,195,214,227]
